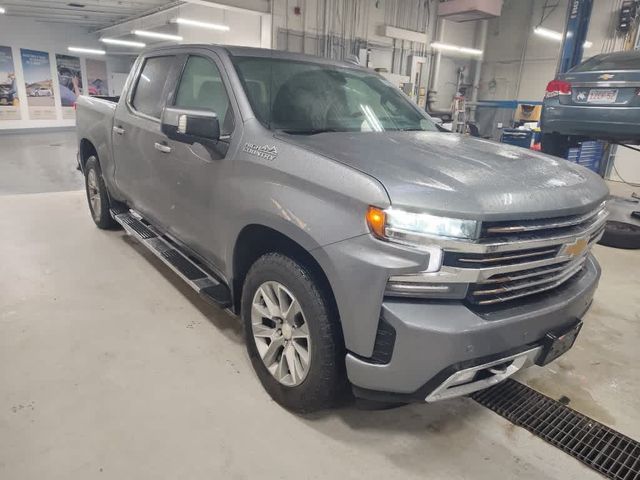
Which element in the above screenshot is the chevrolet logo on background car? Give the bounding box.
[598,73,615,80]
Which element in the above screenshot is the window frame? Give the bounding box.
[127,54,177,123]
[173,54,236,138]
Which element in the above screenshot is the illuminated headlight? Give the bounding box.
[367,206,479,249]
[385,208,479,241]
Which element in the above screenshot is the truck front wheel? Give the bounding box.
[241,253,346,412]
[84,156,118,229]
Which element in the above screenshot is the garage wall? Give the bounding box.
[0,15,130,130]
[479,0,626,104]
[270,0,478,110]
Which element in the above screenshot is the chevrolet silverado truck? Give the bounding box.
[76,45,609,412]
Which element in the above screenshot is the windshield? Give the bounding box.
[231,55,438,134]
[570,51,640,72]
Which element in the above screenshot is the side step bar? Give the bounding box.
[111,208,231,308]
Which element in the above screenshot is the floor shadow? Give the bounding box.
[120,234,244,345]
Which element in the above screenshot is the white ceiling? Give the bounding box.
[0,0,181,29]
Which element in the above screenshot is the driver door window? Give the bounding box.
[175,56,234,136]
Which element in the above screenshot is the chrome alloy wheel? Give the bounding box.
[87,168,101,220]
[251,281,311,386]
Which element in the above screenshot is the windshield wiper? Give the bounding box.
[280,128,340,135]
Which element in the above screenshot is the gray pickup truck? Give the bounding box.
[76,45,609,412]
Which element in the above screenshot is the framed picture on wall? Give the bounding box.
[55,54,83,119]
[20,48,56,120]
[86,59,109,96]
[0,45,21,120]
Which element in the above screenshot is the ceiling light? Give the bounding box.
[431,42,483,56]
[0,6,5,14]
[534,26,593,48]
[533,26,563,41]
[133,30,183,41]
[100,38,146,48]
[173,17,230,31]
[68,47,106,55]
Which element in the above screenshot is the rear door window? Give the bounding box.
[131,55,175,118]
[175,56,234,135]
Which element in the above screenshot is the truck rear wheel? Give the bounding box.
[241,253,346,413]
[84,156,118,230]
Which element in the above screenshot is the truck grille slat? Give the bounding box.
[457,248,557,264]
[472,258,586,298]
[483,203,607,237]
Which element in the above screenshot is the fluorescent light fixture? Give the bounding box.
[100,38,146,48]
[431,42,483,56]
[533,26,563,41]
[0,6,5,14]
[173,17,230,31]
[68,47,106,55]
[133,30,183,41]
[534,26,593,48]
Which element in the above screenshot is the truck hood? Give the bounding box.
[280,131,609,221]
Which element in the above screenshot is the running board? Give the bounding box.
[111,208,231,308]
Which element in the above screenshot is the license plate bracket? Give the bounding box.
[535,321,582,366]
[587,89,618,104]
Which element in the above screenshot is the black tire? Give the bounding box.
[598,221,640,249]
[241,253,346,413]
[84,156,118,229]
[541,132,569,158]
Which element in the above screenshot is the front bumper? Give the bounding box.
[346,254,600,402]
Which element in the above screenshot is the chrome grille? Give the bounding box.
[439,204,608,306]
[468,256,587,305]
[482,202,607,238]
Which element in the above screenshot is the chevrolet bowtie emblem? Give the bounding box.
[598,73,615,80]
[562,237,589,258]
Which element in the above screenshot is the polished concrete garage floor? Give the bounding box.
[1,131,638,479]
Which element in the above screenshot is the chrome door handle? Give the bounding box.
[154,142,172,153]
[113,126,125,135]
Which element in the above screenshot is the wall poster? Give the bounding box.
[86,59,109,96]
[55,54,83,119]
[0,45,21,120]
[20,48,56,120]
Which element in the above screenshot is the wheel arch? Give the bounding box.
[79,138,98,171]
[231,224,340,322]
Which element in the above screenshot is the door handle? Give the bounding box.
[154,142,172,153]
[113,126,125,135]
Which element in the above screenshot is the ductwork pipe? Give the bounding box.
[470,20,488,122]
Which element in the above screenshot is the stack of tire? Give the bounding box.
[599,196,640,249]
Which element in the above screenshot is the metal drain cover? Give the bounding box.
[473,379,640,480]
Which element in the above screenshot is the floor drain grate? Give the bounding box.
[473,379,640,480]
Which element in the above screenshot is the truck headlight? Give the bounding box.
[367,206,479,243]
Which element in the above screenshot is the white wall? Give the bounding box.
[176,4,264,46]
[0,15,128,130]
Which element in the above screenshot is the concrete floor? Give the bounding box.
[1,131,638,479]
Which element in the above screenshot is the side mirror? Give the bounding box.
[161,106,220,144]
